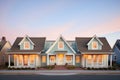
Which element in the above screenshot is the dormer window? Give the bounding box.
[24,41,30,49]
[92,41,98,49]
[58,41,64,49]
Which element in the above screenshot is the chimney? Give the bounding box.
[2,36,6,41]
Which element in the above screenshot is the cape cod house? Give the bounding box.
[113,40,120,64]
[7,35,113,68]
[0,37,11,66]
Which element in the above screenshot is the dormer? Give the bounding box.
[18,35,35,50]
[87,35,103,50]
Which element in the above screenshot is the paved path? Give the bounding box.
[0,70,120,75]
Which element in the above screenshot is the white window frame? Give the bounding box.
[92,41,98,50]
[58,41,64,49]
[24,41,30,50]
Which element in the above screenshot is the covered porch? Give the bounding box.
[82,54,112,68]
[8,54,41,68]
[47,52,75,66]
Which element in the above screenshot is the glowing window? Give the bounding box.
[92,41,98,49]
[87,55,92,65]
[93,55,97,62]
[76,56,80,63]
[58,41,64,49]
[30,55,35,65]
[42,56,46,63]
[66,55,72,63]
[24,55,28,66]
[50,55,56,63]
[98,55,102,64]
[18,55,23,65]
[24,41,30,49]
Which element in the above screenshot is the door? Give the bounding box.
[57,54,64,65]
[24,55,28,66]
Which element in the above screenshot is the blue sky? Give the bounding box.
[0,0,120,47]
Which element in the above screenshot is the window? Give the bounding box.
[87,55,92,65]
[92,41,98,49]
[42,56,46,63]
[58,41,64,49]
[66,55,72,63]
[50,55,56,63]
[93,55,97,63]
[24,41,30,49]
[98,55,102,64]
[30,55,35,65]
[76,56,80,63]
[18,55,23,66]
[24,55,28,66]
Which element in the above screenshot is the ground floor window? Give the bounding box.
[24,55,28,66]
[42,56,46,63]
[66,55,72,63]
[49,55,56,63]
[87,55,92,65]
[76,55,80,63]
[18,55,23,66]
[30,55,35,65]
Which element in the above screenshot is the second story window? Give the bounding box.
[58,41,64,49]
[92,41,98,49]
[24,41,30,49]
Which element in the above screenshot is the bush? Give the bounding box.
[87,67,91,70]
[66,65,75,70]
[45,65,55,70]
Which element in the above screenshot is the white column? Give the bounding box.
[73,54,75,65]
[47,54,49,65]
[110,54,112,67]
[8,55,10,67]
[28,55,30,67]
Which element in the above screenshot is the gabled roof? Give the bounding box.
[18,35,34,46]
[9,37,46,52]
[0,40,7,51]
[46,35,76,53]
[76,37,112,53]
[87,35,103,46]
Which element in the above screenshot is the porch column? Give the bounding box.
[73,54,75,65]
[110,54,112,67]
[28,55,30,67]
[47,54,49,65]
[8,55,10,67]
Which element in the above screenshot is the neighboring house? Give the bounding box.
[76,35,113,68]
[8,35,113,68]
[0,37,11,66]
[113,40,120,64]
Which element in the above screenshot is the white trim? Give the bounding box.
[18,35,34,46]
[46,35,76,54]
[87,35,103,46]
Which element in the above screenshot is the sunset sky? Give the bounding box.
[0,0,120,47]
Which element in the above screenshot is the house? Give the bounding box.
[7,35,113,68]
[0,37,11,66]
[76,35,113,68]
[113,40,120,64]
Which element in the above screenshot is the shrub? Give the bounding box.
[45,65,55,70]
[87,67,91,70]
[66,65,75,70]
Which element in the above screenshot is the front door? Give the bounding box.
[57,54,64,65]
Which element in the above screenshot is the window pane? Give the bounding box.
[24,42,30,49]
[50,55,56,63]
[76,56,80,63]
[30,55,35,65]
[92,41,98,49]
[93,55,97,62]
[98,55,102,64]
[18,55,23,65]
[58,41,64,49]
[66,55,72,63]
[42,56,46,63]
[87,55,92,65]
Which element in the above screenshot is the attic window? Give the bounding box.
[92,41,98,49]
[58,41,64,49]
[24,41,30,49]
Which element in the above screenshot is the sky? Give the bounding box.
[0,0,120,47]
